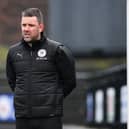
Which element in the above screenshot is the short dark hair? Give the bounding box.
[22,8,43,23]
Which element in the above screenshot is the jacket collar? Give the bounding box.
[21,34,46,50]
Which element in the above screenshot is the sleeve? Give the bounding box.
[55,45,76,98]
[6,50,16,92]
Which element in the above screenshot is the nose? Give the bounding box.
[23,25,30,31]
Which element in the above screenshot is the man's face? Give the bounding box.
[21,16,44,42]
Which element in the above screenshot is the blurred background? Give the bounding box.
[0,0,126,129]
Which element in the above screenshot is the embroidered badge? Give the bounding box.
[37,49,47,57]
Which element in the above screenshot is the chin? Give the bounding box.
[24,38,32,42]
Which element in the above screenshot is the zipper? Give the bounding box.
[28,50,33,117]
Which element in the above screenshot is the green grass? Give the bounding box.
[0,45,8,72]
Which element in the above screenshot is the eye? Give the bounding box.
[28,24,35,27]
[22,24,26,27]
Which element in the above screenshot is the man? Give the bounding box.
[6,8,76,129]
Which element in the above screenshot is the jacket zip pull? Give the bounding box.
[31,51,33,56]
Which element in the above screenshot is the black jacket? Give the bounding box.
[6,36,76,118]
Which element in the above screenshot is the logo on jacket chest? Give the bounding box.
[36,49,47,60]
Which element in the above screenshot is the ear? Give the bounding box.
[39,23,44,33]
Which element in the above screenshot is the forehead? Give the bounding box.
[21,16,39,24]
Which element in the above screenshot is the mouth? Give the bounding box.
[24,33,30,35]
[24,34,31,38]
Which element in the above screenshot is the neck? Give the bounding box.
[37,33,41,40]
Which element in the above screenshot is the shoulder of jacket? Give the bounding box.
[9,42,22,50]
[8,42,22,55]
[46,38,63,48]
